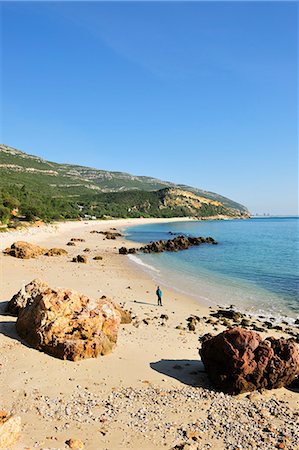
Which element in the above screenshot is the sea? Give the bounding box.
[124,217,299,324]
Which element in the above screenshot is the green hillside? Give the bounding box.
[0,144,249,224]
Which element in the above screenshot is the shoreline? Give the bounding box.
[0,217,298,449]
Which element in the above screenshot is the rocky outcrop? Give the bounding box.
[0,411,21,449]
[16,286,121,361]
[90,230,122,239]
[119,235,217,255]
[6,279,49,316]
[3,241,46,258]
[3,241,67,259]
[211,309,244,322]
[72,255,87,263]
[200,327,299,394]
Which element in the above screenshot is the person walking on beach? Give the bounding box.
[156,286,162,306]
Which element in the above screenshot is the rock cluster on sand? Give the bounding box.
[0,411,21,449]
[90,230,122,239]
[72,255,87,263]
[3,241,67,259]
[44,247,68,257]
[200,327,299,394]
[15,284,122,361]
[119,235,217,255]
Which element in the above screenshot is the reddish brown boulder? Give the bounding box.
[16,285,121,361]
[6,279,49,316]
[3,241,46,258]
[200,327,299,394]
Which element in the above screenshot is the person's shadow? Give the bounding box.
[150,359,214,389]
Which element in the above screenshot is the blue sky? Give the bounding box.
[1,1,298,215]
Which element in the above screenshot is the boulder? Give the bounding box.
[16,285,121,361]
[200,328,299,394]
[119,247,128,255]
[72,255,87,263]
[67,242,76,246]
[70,238,85,242]
[44,248,68,257]
[0,411,21,449]
[93,255,103,260]
[6,279,49,316]
[3,241,46,259]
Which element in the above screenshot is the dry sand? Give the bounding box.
[0,218,298,450]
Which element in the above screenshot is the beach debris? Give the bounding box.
[44,247,68,256]
[70,238,85,242]
[15,284,121,361]
[200,327,299,394]
[118,235,217,255]
[0,411,21,449]
[72,254,87,263]
[66,438,84,449]
[3,241,67,259]
[6,279,49,316]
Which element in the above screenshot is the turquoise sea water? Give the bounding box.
[124,218,299,323]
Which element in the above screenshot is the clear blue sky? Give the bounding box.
[1,1,298,215]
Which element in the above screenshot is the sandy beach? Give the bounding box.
[0,218,298,450]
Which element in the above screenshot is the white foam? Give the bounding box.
[127,254,160,273]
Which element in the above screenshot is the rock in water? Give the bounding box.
[6,279,49,316]
[16,286,121,361]
[0,411,21,449]
[200,327,299,394]
[3,241,46,258]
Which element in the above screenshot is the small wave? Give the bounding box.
[128,254,160,273]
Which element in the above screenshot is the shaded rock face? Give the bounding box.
[0,411,21,449]
[3,241,46,259]
[200,328,299,394]
[16,286,121,361]
[112,302,132,324]
[119,235,217,255]
[6,279,49,316]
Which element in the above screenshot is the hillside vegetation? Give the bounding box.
[0,144,249,224]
